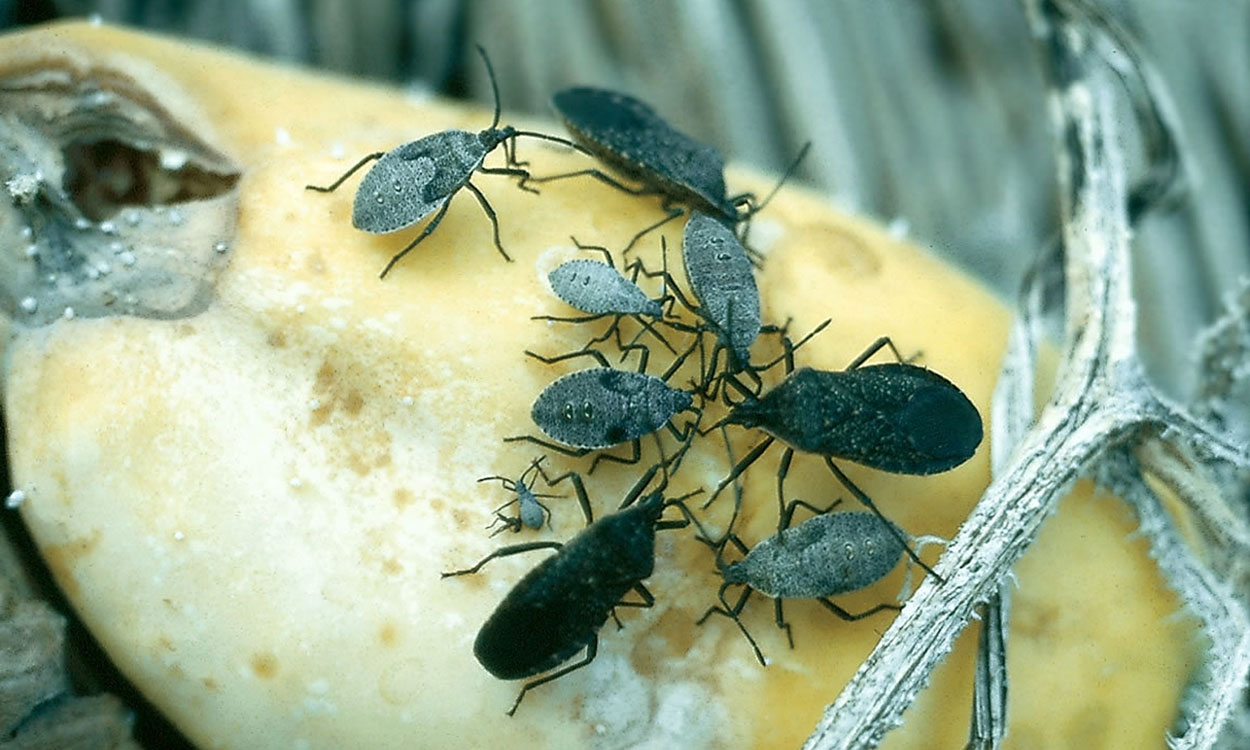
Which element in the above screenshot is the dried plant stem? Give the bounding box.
[801,1,1250,748]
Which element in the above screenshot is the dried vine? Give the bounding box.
[802,1,1250,748]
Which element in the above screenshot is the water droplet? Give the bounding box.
[18,297,37,314]
[62,307,75,320]
[214,241,229,254]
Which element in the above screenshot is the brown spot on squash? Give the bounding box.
[250,651,279,679]
[40,530,101,598]
[393,488,414,511]
[378,622,399,648]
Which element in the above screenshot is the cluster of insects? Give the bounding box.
[307,48,984,716]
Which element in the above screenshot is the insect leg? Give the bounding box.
[530,312,605,324]
[779,497,845,530]
[614,582,656,609]
[523,347,612,368]
[502,435,593,461]
[478,165,537,195]
[814,597,903,622]
[304,152,384,192]
[462,180,513,262]
[824,459,945,584]
[620,206,685,257]
[487,514,523,537]
[750,318,833,375]
[845,336,907,370]
[775,447,795,536]
[697,582,766,666]
[774,599,794,649]
[703,436,774,510]
[587,439,641,474]
[525,168,655,196]
[544,470,595,526]
[440,540,563,577]
[506,637,599,716]
[378,197,454,278]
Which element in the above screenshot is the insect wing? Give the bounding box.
[554,87,733,217]
[351,130,486,234]
[682,213,761,359]
[549,260,661,316]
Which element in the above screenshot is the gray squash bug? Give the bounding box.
[305,46,580,278]
[530,86,810,254]
[695,499,906,665]
[535,237,677,355]
[480,456,561,536]
[704,335,983,582]
[442,461,699,715]
[505,340,702,473]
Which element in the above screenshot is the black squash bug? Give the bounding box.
[531,87,809,254]
[535,237,677,355]
[480,456,561,536]
[305,46,579,278]
[704,336,983,581]
[442,462,699,715]
[505,341,702,472]
[695,499,906,665]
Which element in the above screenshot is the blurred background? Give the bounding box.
[1,2,1247,747]
[3,0,1248,394]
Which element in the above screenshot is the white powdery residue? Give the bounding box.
[300,695,338,716]
[18,297,37,314]
[5,490,27,509]
[330,142,345,160]
[20,226,32,239]
[308,398,322,410]
[99,220,118,235]
[62,307,75,320]
[400,396,414,407]
[295,304,307,314]
[5,173,41,203]
[275,127,293,147]
[289,477,303,489]
[23,244,38,259]
[159,148,189,171]
[96,261,111,276]
[119,251,137,267]
[173,530,185,541]
[214,241,229,254]
[74,217,91,230]
[743,217,786,256]
[86,266,100,280]
[167,209,184,226]
[888,215,911,239]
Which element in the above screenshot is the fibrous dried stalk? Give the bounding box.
[802,1,1250,748]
